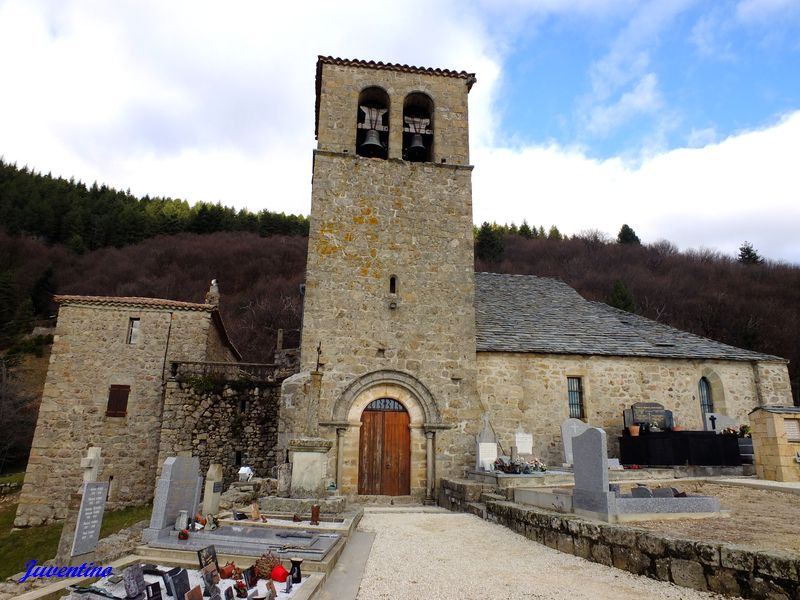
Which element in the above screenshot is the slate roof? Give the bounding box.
[475,272,784,362]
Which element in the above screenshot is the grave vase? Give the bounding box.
[628,425,640,437]
[289,557,303,583]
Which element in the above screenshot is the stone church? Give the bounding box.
[15,56,794,524]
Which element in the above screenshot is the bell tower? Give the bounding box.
[293,56,480,502]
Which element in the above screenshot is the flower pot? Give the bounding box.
[628,425,640,437]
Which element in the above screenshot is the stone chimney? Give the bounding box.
[204,279,220,307]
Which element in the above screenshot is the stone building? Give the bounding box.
[15,292,241,526]
[279,56,793,503]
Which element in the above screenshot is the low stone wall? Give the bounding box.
[440,479,800,599]
[0,482,21,496]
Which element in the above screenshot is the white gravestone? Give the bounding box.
[475,414,498,471]
[203,463,223,515]
[515,431,533,456]
[142,456,202,542]
[561,418,590,465]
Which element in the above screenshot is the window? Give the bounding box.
[403,92,433,162]
[234,450,242,466]
[127,318,140,344]
[567,377,584,419]
[356,87,389,159]
[106,385,130,417]
[389,275,397,294]
[699,377,713,415]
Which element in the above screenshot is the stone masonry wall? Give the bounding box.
[15,304,216,526]
[158,379,281,486]
[476,352,793,467]
[317,62,471,166]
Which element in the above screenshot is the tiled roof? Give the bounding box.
[475,272,784,362]
[315,55,476,137]
[317,56,476,86]
[54,295,214,312]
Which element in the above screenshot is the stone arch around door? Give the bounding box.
[329,370,444,502]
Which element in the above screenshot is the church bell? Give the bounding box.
[407,133,426,160]
[360,129,384,157]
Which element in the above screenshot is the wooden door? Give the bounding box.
[358,399,410,495]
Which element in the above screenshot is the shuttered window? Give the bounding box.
[106,385,130,417]
[567,377,585,420]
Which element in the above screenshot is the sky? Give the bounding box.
[1,0,799,262]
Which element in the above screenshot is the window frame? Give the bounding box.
[567,376,585,420]
[126,317,140,344]
[699,376,714,415]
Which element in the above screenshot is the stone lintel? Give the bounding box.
[289,438,334,453]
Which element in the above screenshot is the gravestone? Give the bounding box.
[704,412,737,432]
[475,414,498,471]
[607,458,623,471]
[626,402,674,429]
[164,567,191,599]
[122,563,146,599]
[514,429,533,456]
[56,448,108,566]
[203,464,223,515]
[571,427,617,517]
[143,456,203,543]
[145,582,163,600]
[71,481,109,557]
[631,486,653,498]
[560,418,590,465]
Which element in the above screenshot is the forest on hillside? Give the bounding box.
[2,160,799,471]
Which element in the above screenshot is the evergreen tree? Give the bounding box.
[476,222,504,262]
[737,241,764,265]
[30,267,56,317]
[608,280,636,313]
[547,225,563,241]
[617,224,641,245]
[519,220,533,239]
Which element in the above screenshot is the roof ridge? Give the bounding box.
[55,294,213,312]
[317,55,476,86]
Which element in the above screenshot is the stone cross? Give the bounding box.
[560,418,590,465]
[81,446,102,484]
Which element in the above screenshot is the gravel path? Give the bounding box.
[355,511,734,600]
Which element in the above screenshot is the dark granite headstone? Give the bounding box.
[123,563,146,599]
[631,486,653,498]
[224,588,234,600]
[165,568,190,599]
[630,402,671,429]
[653,487,675,498]
[198,546,220,573]
[146,583,164,600]
[242,567,257,589]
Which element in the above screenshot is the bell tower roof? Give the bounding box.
[314,55,476,139]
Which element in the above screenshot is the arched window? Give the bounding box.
[699,377,713,415]
[402,92,433,162]
[365,398,406,412]
[356,87,389,159]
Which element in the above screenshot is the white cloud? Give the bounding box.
[472,111,800,262]
[736,0,800,23]
[585,73,663,136]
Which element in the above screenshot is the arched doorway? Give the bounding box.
[358,398,410,495]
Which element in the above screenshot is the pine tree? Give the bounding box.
[608,280,636,313]
[476,222,504,262]
[737,241,763,265]
[547,225,562,241]
[519,220,533,239]
[617,224,641,245]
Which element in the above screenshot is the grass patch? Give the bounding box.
[0,501,152,580]
[0,472,24,485]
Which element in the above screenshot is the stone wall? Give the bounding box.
[316,62,471,166]
[485,498,799,599]
[14,302,222,527]
[476,352,793,467]
[158,379,282,486]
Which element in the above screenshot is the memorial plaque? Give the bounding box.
[198,545,219,572]
[224,588,234,600]
[165,567,191,599]
[631,402,669,429]
[477,442,498,471]
[123,563,147,598]
[184,585,203,600]
[514,432,533,455]
[71,481,109,556]
[213,481,223,493]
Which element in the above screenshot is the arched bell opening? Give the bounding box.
[356,86,390,159]
[403,92,434,162]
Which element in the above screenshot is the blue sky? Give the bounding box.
[0,0,799,261]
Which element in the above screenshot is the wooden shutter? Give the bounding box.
[106,385,130,417]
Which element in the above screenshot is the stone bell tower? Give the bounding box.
[284,56,480,503]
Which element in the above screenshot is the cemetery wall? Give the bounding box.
[14,301,229,527]
[158,380,282,486]
[483,498,799,599]
[476,352,792,466]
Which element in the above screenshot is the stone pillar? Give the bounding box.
[335,427,347,492]
[288,438,333,498]
[424,431,435,505]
